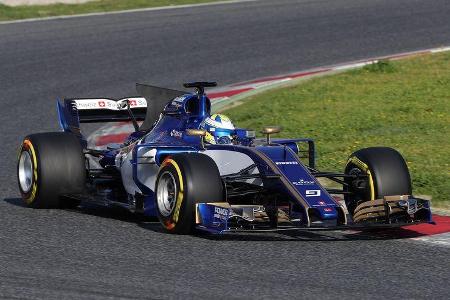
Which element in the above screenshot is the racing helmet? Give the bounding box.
[200,114,235,144]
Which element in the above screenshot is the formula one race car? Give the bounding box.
[17,82,432,234]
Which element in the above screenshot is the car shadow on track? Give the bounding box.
[191,227,428,242]
[138,221,429,242]
[4,197,155,223]
[4,198,26,207]
[4,197,428,241]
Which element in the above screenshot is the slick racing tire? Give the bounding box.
[155,153,224,234]
[344,147,412,214]
[17,132,86,208]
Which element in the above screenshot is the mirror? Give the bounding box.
[261,126,282,134]
[261,126,282,145]
[186,129,207,137]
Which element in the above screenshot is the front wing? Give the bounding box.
[195,196,432,234]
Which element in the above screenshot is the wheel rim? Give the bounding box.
[18,151,33,193]
[157,171,177,217]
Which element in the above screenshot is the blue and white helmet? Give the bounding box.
[200,114,235,144]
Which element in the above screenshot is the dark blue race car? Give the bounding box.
[17,82,432,234]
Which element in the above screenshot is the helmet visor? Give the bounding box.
[211,128,234,144]
[212,128,235,137]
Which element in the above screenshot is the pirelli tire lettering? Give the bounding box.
[155,153,224,234]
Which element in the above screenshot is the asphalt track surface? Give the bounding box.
[1,0,449,298]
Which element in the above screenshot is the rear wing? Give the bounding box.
[67,97,147,123]
[56,83,187,140]
[57,97,147,137]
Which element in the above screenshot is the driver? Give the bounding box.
[200,114,235,144]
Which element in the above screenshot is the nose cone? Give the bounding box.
[313,206,339,220]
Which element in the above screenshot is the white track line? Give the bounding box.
[333,61,377,71]
[0,0,258,25]
[430,46,450,53]
[229,46,450,92]
[413,233,450,248]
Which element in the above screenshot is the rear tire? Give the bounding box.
[17,132,86,208]
[344,147,412,214]
[155,153,224,234]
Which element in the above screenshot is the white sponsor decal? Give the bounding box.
[170,129,183,138]
[172,96,187,103]
[292,179,315,186]
[170,102,183,109]
[275,161,299,165]
[213,206,229,220]
[75,97,147,110]
[75,99,108,109]
[305,190,321,197]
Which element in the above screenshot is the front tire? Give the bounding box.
[344,147,412,214]
[17,132,86,208]
[155,153,224,234]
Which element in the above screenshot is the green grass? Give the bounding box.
[0,0,224,21]
[223,53,450,208]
